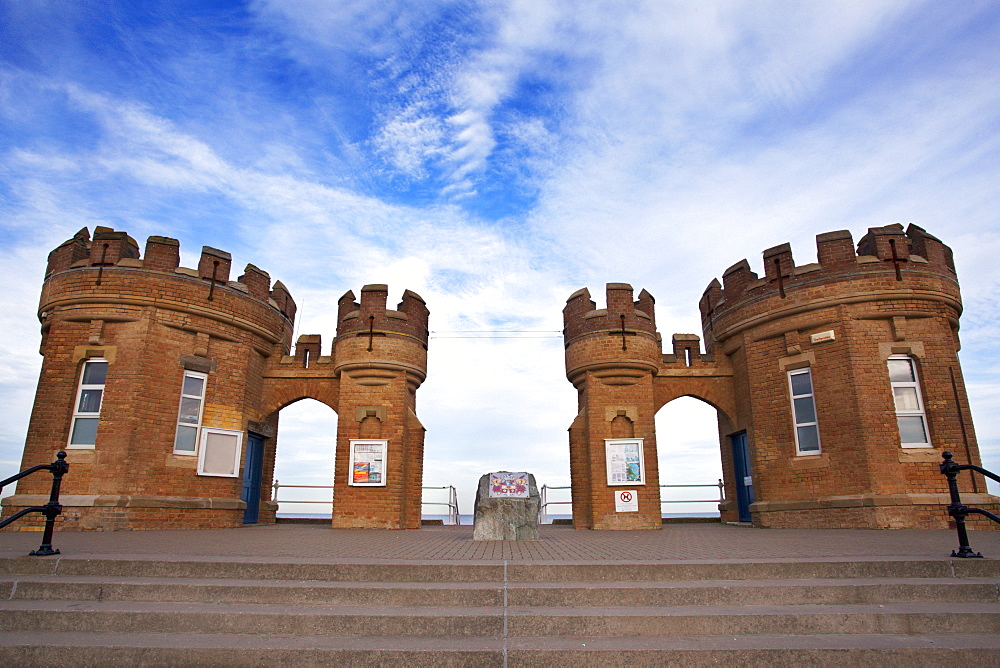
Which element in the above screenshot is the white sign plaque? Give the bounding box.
[810,330,835,344]
[605,438,645,485]
[615,489,638,512]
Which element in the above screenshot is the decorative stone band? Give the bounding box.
[712,288,962,346]
[42,294,286,345]
[751,492,1000,513]
[2,494,246,510]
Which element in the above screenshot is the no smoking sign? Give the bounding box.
[615,489,638,513]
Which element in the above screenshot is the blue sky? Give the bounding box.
[2,1,999,515]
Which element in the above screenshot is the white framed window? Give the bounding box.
[197,427,243,477]
[788,367,821,455]
[349,440,387,486]
[173,370,207,455]
[888,355,931,448]
[68,358,108,449]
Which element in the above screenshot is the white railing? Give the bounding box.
[538,480,726,524]
[271,481,461,525]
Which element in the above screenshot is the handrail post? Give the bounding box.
[539,485,547,524]
[29,451,69,557]
[941,451,983,558]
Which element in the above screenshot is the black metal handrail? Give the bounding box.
[0,451,69,556]
[940,451,1000,558]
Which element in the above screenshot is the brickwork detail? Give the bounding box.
[567,224,998,530]
[3,227,428,531]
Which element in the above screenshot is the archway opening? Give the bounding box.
[270,398,338,520]
[655,396,723,519]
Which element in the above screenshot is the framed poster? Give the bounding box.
[349,440,387,486]
[605,438,645,485]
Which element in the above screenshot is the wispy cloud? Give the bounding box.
[2,1,999,506]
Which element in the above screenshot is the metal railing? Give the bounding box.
[539,481,726,524]
[538,485,571,524]
[940,451,1000,558]
[421,485,461,525]
[0,451,69,556]
[271,481,461,525]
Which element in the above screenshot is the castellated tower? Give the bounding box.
[4,227,429,531]
[329,286,429,528]
[700,224,997,529]
[563,284,664,529]
[4,227,296,530]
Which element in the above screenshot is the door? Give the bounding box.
[730,431,754,523]
[241,433,265,524]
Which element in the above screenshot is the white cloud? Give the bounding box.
[2,0,998,513]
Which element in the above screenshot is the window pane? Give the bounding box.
[175,425,197,452]
[182,375,205,397]
[78,388,103,413]
[82,360,108,385]
[789,371,812,396]
[797,425,820,452]
[887,358,915,383]
[893,387,920,412]
[898,416,928,444]
[202,432,239,475]
[178,397,202,424]
[70,417,99,445]
[793,396,817,424]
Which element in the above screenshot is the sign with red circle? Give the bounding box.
[615,489,638,512]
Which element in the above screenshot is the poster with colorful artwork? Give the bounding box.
[605,438,645,485]
[488,471,530,498]
[348,440,387,486]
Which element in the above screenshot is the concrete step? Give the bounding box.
[1,631,999,667]
[0,600,504,636]
[0,599,997,636]
[3,574,997,607]
[1,575,504,606]
[1,556,997,664]
[2,556,997,582]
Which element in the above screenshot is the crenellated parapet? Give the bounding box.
[699,224,960,349]
[43,226,297,332]
[563,283,656,342]
[335,284,429,347]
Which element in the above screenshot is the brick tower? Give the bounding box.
[701,224,998,528]
[329,285,429,529]
[4,227,296,530]
[563,284,664,529]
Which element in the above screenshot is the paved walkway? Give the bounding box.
[3,523,999,564]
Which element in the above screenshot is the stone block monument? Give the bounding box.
[473,471,540,540]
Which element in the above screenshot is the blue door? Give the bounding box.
[731,431,754,523]
[241,433,265,524]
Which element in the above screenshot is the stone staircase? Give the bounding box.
[0,556,997,666]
